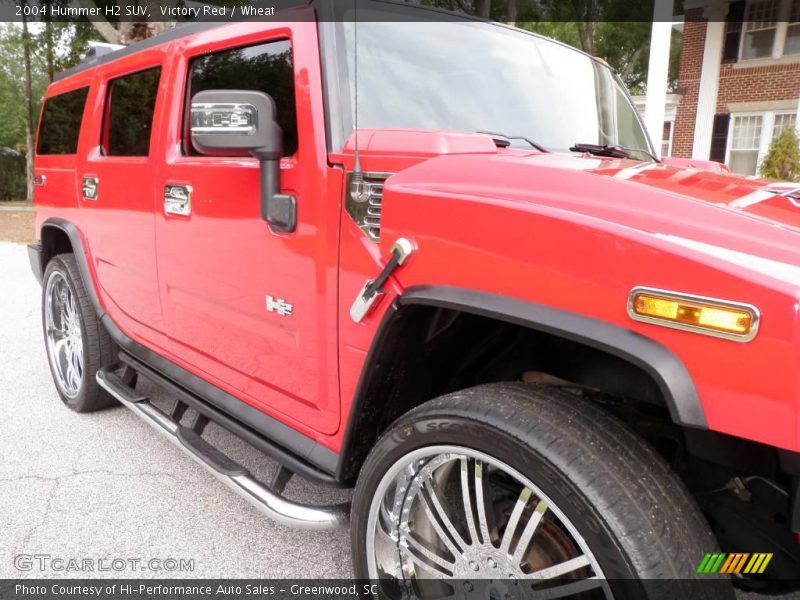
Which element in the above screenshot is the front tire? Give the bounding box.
[351,383,732,599]
[42,253,117,412]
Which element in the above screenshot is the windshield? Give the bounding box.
[339,17,651,156]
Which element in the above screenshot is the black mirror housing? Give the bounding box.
[190,89,295,233]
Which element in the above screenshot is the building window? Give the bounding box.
[729,115,763,174]
[742,0,779,59]
[787,0,800,54]
[727,111,797,175]
[661,120,674,157]
[740,0,800,59]
[773,112,797,137]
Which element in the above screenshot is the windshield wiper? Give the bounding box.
[477,131,548,152]
[570,143,658,163]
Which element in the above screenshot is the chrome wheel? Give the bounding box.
[44,271,84,399]
[367,445,612,599]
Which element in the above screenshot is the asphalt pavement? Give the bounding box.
[0,241,353,579]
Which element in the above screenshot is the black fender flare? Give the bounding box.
[33,217,106,318]
[337,285,706,479]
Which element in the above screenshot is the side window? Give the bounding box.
[104,67,161,156]
[37,87,89,155]
[187,40,298,156]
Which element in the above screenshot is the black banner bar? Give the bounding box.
[1,0,789,23]
[2,579,796,600]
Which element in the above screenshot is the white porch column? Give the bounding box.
[796,93,800,136]
[644,0,674,156]
[692,6,727,159]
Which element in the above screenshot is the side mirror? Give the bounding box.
[190,90,296,233]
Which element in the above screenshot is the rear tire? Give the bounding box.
[42,253,117,412]
[351,382,732,599]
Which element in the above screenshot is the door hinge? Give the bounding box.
[350,238,414,323]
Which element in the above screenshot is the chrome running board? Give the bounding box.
[97,367,349,531]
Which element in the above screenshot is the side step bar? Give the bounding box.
[97,367,349,531]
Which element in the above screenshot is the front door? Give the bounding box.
[155,23,342,436]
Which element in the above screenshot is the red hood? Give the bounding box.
[385,149,800,284]
[588,156,800,226]
[339,130,798,227]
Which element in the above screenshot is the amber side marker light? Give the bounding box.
[627,287,760,342]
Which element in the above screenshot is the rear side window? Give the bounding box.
[104,67,161,156]
[37,87,89,155]
[187,40,297,156]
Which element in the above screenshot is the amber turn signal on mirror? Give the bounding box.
[627,287,760,342]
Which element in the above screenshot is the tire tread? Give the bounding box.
[353,382,730,599]
[43,253,117,412]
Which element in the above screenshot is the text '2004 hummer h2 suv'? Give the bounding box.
[28,1,800,596]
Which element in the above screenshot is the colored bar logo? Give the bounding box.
[697,553,773,574]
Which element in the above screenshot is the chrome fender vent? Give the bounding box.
[346,172,391,242]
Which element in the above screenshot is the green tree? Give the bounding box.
[0,24,46,153]
[0,20,98,150]
[759,127,800,182]
[35,17,100,80]
[22,5,34,201]
[0,19,102,198]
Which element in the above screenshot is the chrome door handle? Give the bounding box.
[82,176,98,200]
[164,184,192,216]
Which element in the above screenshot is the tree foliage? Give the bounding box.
[0,154,26,200]
[80,0,171,45]
[759,127,800,182]
[0,18,103,198]
[0,24,44,153]
[0,21,101,150]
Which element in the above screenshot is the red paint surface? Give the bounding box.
[34,20,800,455]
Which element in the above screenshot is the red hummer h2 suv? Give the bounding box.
[28,1,800,595]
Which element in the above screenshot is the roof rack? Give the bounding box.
[87,41,124,58]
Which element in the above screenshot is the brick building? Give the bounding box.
[671,0,800,175]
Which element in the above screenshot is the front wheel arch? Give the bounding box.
[337,286,706,481]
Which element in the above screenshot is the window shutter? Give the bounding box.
[722,1,746,63]
[709,113,731,162]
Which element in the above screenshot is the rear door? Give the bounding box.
[154,23,341,436]
[78,50,166,341]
